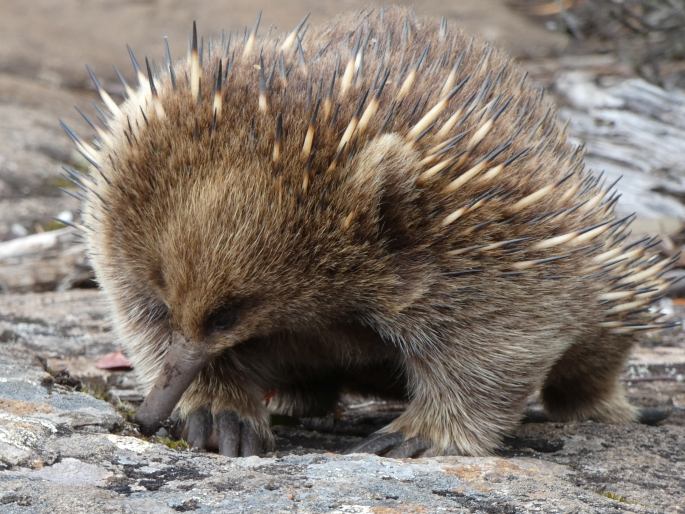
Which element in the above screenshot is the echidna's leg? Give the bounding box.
[350,338,553,457]
[541,331,638,423]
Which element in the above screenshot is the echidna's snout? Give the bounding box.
[135,331,209,435]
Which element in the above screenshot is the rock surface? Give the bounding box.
[0,228,92,293]
[556,72,685,221]
[0,290,683,513]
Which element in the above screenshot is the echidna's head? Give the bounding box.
[102,132,418,347]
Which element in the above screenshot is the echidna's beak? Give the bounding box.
[135,332,209,436]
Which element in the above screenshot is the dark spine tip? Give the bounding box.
[164,37,177,90]
[296,36,307,68]
[296,12,311,34]
[127,45,142,74]
[215,59,223,92]
[259,55,267,91]
[355,87,370,117]
[376,66,391,97]
[74,106,97,132]
[145,57,157,96]
[275,112,283,141]
[163,36,172,66]
[253,10,262,35]
[492,96,514,121]
[85,64,101,91]
[416,44,430,69]
[310,96,321,123]
[59,119,78,142]
[327,62,338,98]
[113,65,130,95]
[224,54,234,82]
[192,21,198,52]
[447,75,470,100]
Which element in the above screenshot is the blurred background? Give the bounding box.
[1,1,685,267]
[0,1,684,494]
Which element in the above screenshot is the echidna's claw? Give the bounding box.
[522,405,672,425]
[181,408,267,457]
[637,406,672,425]
[215,410,267,457]
[345,431,407,456]
[215,411,242,456]
[186,407,212,449]
[238,419,265,456]
[384,436,432,458]
[346,431,432,458]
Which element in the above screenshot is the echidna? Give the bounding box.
[61,7,679,457]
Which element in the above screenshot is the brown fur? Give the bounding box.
[69,7,676,455]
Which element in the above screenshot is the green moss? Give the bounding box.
[601,491,629,503]
[152,436,190,451]
[114,402,137,422]
[41,219,66,231]
[48,175,77,189]
[81,382,109,402]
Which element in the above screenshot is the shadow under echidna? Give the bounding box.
[60,6,680,458]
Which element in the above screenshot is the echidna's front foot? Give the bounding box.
[182,407,271,457]
[346,430,432,458]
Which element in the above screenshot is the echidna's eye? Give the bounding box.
[205,303,241,333]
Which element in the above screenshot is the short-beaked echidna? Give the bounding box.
[61,7,680,457]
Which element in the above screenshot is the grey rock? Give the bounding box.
[0,289,683,512]
[556,72,685,221]
[0,103,79,242]
[0,229,93,293]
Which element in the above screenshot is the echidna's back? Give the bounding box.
[74,6,676,336]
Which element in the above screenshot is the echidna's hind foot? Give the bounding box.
[348,341,549,457]
[346,431,432,458]
[541,331,638,423]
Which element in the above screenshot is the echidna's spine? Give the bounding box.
[60,9,679,335]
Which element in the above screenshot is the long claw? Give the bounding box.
[638,406,671,425]
[384,436,431,458]
[186,407,212,449]
[523,406,672,425]
[240,421,264,456]
[135,332,208,436]
[345,431,405,455]
[216,411,241,457]
[522,407,549,423]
